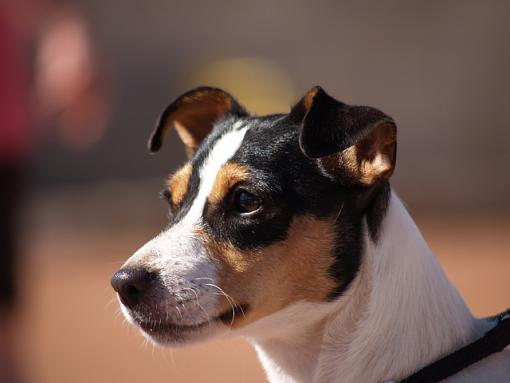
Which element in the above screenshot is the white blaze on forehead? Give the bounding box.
[183,121,249,226]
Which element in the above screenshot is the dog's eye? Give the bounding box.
[235,191,262,214]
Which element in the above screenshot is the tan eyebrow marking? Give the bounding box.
[208,162,249,205]
[166,163,192,206]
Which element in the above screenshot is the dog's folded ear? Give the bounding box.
[290,86,397,186]
[148,87,248,158]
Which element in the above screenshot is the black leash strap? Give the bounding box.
[398,308,510,383]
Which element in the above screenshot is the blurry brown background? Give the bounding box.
[5,1,510,382]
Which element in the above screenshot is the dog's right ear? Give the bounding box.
[148,87,248,158]
[290,86,397,187]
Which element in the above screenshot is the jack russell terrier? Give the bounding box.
[111,86,510,382]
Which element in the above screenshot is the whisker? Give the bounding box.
[335,202,345,223]
[175,305,183,320]
[205,283,244,326]
[168,349,176,368]
[105,296,118,310]
[183,286,212,326]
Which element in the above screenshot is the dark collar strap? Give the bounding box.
[396,308,510,383]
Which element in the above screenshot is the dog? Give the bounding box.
[111,86,510,382]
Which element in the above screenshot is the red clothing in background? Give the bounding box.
[0,11,31,163]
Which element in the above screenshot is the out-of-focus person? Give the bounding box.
[0,7,32,382]
[0,1,108,381]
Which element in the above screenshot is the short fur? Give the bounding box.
[112,86,510,382]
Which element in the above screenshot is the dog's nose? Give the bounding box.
[111,267,154,309]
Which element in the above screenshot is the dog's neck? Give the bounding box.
[245,192,490,383]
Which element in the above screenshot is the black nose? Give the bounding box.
[111,267,154,309]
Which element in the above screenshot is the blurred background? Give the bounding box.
[0,1,509,382]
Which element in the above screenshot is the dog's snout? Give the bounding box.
[111,267,154,308]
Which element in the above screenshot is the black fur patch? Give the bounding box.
[291,86,394,160]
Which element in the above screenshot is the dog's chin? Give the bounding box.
[135,317,227,347]
[120,304,248,347]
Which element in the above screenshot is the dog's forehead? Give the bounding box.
[195,114,294,165]
[232,115,299,162]
[187,114,299,191]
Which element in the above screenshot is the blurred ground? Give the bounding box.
[14,183,510,383]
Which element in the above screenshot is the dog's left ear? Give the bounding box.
[148,87,248,158]
[290,86,397,186]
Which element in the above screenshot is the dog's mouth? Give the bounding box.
[136,318,209,334]
[132,303,249,338]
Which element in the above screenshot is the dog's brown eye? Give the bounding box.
[235,191,262,214]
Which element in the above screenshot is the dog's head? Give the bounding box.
[111,86,397,345]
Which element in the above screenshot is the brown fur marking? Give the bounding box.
[196,215,338,328]
[302,86,320,110]
[208,162,249,205]
[321,122,397,185]
[172,93,233,158]
[166,163,192,207]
